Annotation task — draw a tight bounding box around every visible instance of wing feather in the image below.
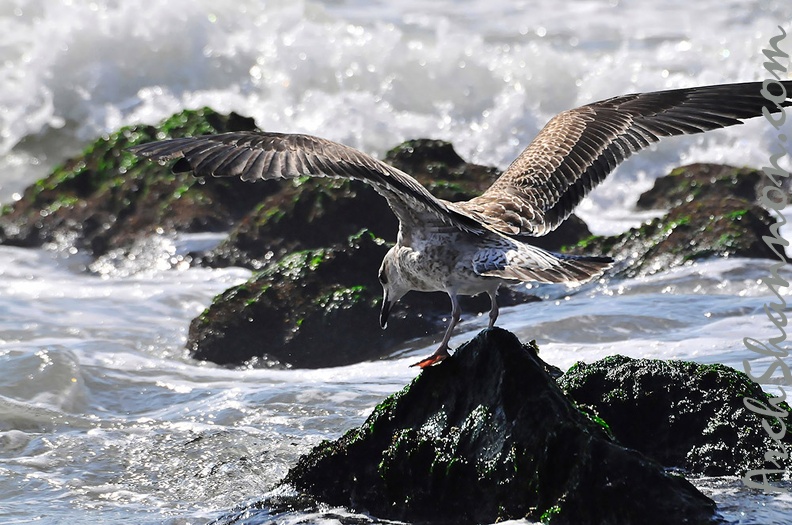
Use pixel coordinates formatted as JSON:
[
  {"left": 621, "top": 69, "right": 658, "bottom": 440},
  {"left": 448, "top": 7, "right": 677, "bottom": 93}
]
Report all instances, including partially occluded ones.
[
  {"left": 129, "top": 131, "right": 483, "bottom": 234},
  {"left": 460, "top": 81, "right": 792, "bottom": 236}
]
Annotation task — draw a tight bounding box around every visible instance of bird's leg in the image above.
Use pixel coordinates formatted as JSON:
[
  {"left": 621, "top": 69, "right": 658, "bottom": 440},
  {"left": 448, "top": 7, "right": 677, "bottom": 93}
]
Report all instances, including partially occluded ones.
[
  {"left": 411, "top": 292, "right": 460, "bottom": 368},
  {"left": 487, "top": 289, "right": 499, "bottom": 329}
]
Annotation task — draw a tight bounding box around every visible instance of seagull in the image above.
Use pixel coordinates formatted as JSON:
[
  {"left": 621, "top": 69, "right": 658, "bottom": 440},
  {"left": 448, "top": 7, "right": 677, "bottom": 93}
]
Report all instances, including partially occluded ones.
[{"left": 130, "top": 81, "right": 792, "bottom": 368}]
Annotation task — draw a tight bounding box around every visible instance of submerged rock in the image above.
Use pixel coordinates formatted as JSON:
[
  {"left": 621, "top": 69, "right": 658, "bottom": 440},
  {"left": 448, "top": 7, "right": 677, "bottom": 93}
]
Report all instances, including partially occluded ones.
[
  {"left": 283, "top": 329, "right": 720, "bottom": 525},
  {"left": 559, "top": 355, "right": 792, "bottom": 476},
  {"left": 565, "top": 163, "right": 783, "bottom": 276}
]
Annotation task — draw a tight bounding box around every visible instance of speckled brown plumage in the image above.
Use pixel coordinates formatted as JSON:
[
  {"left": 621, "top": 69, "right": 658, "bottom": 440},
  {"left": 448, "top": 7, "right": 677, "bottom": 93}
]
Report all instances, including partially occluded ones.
[{"left": 461, "top": 82, "right": 792, "bottom": 236}]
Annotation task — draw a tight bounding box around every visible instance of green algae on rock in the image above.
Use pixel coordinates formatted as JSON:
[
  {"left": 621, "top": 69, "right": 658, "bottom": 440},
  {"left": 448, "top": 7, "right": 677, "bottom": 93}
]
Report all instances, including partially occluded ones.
[
  {"left": 564, "top": 163, "right": 783, "bottom": 277},
  {"left": 635, "top": 163, "right": 773, "bottom": 211},
  {"left": 203, "top": 177, "right": 399, "bottom": 270},
  {"left": 282, "top": 328, "right": 721, "bottom": 525},
  {"left": 0, "top": 108, "right": 272, "bottom": 257},
  {"left": 187, "top": 230, "right": 442, "bottom": 368},
  {"left": 559, "top": 355, "right": 792, "bottom": 477}
]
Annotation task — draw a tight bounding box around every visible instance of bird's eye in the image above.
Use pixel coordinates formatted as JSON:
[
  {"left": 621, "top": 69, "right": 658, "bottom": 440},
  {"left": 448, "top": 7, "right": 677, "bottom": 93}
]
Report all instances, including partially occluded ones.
[{"left": 378, "top": 269, "right": 388, "bottom": 285}]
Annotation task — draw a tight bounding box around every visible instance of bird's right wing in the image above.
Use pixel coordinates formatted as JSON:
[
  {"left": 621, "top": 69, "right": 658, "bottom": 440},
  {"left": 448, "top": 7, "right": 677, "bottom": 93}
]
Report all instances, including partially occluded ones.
[{"left": 129, "top": 131, "right": 485, "bottom": 234}]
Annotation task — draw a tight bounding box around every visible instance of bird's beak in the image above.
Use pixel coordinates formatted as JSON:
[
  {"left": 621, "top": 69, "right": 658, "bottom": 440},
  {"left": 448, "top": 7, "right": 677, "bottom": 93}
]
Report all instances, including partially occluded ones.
[{"left": 380, "top": 292, "right": 391, "bottom": 329}]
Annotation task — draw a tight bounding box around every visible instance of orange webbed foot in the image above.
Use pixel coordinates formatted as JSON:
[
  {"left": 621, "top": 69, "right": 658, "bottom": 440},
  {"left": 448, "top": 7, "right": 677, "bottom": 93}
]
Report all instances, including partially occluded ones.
[{"left": 410, "top": 352, "right": 449, "bottom": 369}]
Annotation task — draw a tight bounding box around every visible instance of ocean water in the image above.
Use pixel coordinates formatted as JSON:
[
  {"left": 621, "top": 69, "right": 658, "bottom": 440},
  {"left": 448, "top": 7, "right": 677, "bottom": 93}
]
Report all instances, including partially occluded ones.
[{"left": 1, "top": 0, "right": 792, "bottom": 523}]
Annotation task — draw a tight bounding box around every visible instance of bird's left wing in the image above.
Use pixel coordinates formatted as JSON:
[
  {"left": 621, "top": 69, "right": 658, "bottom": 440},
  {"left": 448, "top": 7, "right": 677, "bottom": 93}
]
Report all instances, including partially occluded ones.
[
  {"left": 129, "top": 131, "right": 484, "bottom": 233},
  {"left": 459, "top": 81, "right": 792, "bottom": 237}
]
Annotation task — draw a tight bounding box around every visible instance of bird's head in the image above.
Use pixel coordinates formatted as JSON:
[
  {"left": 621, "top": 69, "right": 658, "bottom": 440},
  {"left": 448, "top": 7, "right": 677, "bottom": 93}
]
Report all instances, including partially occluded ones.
[{"left": 378, "top": 248, "right": 409, "bottom": 329}]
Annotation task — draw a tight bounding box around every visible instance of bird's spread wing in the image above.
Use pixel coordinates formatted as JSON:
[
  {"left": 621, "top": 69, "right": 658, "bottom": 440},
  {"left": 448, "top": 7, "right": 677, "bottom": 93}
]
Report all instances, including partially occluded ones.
[
  {"left": 129, "top": 131, "right": 484, "bottom": 234},
  {"left": 459, "top": 81, "right": 792, "bottom": 237}
]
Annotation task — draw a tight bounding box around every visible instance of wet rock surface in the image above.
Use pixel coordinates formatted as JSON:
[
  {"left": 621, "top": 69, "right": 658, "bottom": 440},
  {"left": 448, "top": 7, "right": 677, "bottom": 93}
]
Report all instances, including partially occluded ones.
[
  {"left": 188, "top": 230, "right": 435, "bottom": 368},
  {"left": 634, "top": 163, "right": 775, "bottom": 211},
  {"left": 559, "top": 355, "right": 792, "bottom": 476},
  {"left": 565, "top": 163, "right": 783, "bottom": 277},
  {"left": 201, "top": 177, "right": 398, "bottom": 270},
  {"left": 0, "top": 109, "right": 272, "bottom": 257},
  {"left": 282, "top": 328, "right": 721, "bottom": 525}
]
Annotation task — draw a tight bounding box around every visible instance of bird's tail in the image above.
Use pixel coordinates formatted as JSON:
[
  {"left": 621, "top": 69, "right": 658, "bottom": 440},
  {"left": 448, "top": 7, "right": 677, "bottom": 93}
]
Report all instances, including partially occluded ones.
[
  {"left": 475, "top": 244, "right": 613, "bottom": 284},
  {"left": 537, "top": 252, "right": 614, "bottom": 283}
]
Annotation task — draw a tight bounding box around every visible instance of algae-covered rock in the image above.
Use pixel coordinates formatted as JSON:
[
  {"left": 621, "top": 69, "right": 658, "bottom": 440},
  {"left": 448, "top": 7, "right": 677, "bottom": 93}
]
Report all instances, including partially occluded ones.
[
  {"left": 202, "top": 177, "right": 398, "bottom": 270},
  {"left": 384, "top": 138, "right": 499, "bottom": 199},
  {"left": 565, "top": 163, "right": 785, "bottom": 276},
  {"left": 188, "top": 230, "right": 417, "bottom": 367},
  {"left": 559, "top": 355, "right": 792, "bottom": 476},
  {"left": 0, "top": 109, "right": 273, "bottom": 257},
  {"left": 635, "top": 163, "right": 773, "bottom": 211},
  {"left": 282, "top": 329, "right": 720, "bottom": 525},
  {"left": 567, "top": 188, "right": 781, "bottom": 277}
]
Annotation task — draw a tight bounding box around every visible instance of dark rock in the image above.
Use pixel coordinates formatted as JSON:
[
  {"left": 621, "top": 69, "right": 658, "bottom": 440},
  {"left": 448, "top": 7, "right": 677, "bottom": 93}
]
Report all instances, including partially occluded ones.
[
  {"left": 202, "top": 178, "right": 398, "bottom": 270},
  {"left": 567, "top": 194, "right": 781, "bottom": 277},
  {"left": 283, "top": 328, "right": 721, "bottom": 525},
  {"left": 188, "top": 230, "right": 436, "bottom": 367},
  {"left": 0, "top": 108, "right": 275, "bottom": 257},
  {"left": 564, "top": 162, "right": 787, "bottom": 276},
  {"left": 635, "top": 163, "right": 773, "bottom": 211},
  {"left": 384, "top": 138, "right": 500, "bottom": 201},
  {"left": 559, "top": 355, "right": 792, "bottom": 477},
  {"left": 535, "top": 213, "right": 591, "bottom": 252}
]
